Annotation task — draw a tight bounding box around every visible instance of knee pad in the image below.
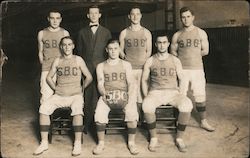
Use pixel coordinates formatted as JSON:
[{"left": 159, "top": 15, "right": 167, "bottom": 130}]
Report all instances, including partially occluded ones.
[
  {"left": 177, "top": 123, "right": 186, "bottom": 131},
  {"left": 73, "top": 125, "right": 83, "bottom": 132},
  {"left": 178, "top": 97, "right": 193, "bottom": 112},
  {"left": 127, "top": 128, "right": 137, "bottom": 134},
  {"left": 147, "top": 122, "right": 156, "bottom": 130},
  {"left": 96, "top": 123, "right": 106, "bottom": 132},
  {"left": 40, "top": 125, "right": 50, "bottom": 132},
  {"left": 196, "top": 102, "right": 206, "bottom": 112}
]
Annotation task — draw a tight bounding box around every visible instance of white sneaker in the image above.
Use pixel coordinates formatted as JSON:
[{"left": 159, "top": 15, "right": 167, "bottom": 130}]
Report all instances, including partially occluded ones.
[
  {"left": 148, "top": 138, "right": 160, "bottom": 152},
  {"left": 201, "top": 119, "right": 215, "bottom": 132},
  {"left": 72, "top": 141, "right": 81, "bottom": 156},
  {"left": 128, "top": 143, "right": 139, "bottom": 155},
  {"left": 33, "top": 141, "right": 48, "bottom": 156},
  {"left": 93, "top": 143, "right": 105, "bottom": 155},
  {"left": 175, "top": 138, "right": 187, "bottom": 152}
]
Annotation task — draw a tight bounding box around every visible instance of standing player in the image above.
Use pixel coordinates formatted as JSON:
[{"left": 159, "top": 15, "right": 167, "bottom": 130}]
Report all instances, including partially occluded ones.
[
  {"left": 33, "top": 36, "right": 93, "bottom": 156},
  {"left": 77, "top": 5, "right": 112, "bottom": 133},
  {"left": 142, "top": 34, "right": 193, "bottom": 152},
  {"left": 171, "top": 7, "right": 215, "bottom": 132},
  {"left": 119, "top": 6, "right": 152, "bottom": 119},
  {"left": 92, "top": 39, "right": 139, "bottom": 155},
  {"left": 38, "top": 10, "right": 69, "bottom": 104}
]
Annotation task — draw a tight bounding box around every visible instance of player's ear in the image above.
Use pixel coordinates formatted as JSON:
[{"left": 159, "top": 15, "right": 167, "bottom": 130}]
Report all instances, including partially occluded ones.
[
  {"left": 128, "top": 14, "right": 131, "bottom": 20},
  {"left": 98, "top": 13, "right": 102, "bottom": 18},
  {"left": 105, "top": 47, "right": 108, "bottom": 53},
  {"left": 155, "top": 41, "right": 158, "bottom": 48},
  {"left": 87, "top": 14, "right": 90, "bottom": 19}
]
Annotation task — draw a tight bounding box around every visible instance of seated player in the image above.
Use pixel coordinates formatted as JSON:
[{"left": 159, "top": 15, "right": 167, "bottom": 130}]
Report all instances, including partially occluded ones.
[
  {"left": 142, "top": 34, "right": 193, "bottom": 152},
  {"left": 93, "top": 39, "right": 139, "bottom": 155},
  {"left": 33, "top": 36, "right": 93, "bottom": 156}
]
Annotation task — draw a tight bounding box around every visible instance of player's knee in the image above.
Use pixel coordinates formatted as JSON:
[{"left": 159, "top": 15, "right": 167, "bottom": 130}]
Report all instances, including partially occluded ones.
[
  {"left": 194, "top": 95, "right": 206, "bottom": 102},
  {"left": 178, "top": 97, "right": 193, "bottom": 112},
  {"left": 142, "top": 103, "right": 155, "bottom": 114}
]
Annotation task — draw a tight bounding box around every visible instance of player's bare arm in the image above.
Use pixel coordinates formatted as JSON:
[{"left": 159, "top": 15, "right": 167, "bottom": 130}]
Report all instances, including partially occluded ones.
[
  {"left": 119, "top": 29, "right": 126, "bottom": 59},
  {"left": 173, "top": 57, "right": 185, "bottom": 93},
  {"left": 37, "top": 30, "right": 44, "bottom": 64},
  {"left": 96, "top": 63, "right": 107, "bottom": 101},
  {"left": 170, "top": 32, "right": 180, "bottom": 56},
  {"left": 198, "top": 28, "right": 209, "bottom": 56},
  {"left": 141, "top": 57, "right": 152, "bottom": 97},
  {"left": 123, "top": 61, "right": 135, "bottom": 104},
  {"left": 46, "top": 57, "right": 59, "bottom": 91},
  {"left": 145, "top": 29, "right": 152, "bottom": 58},
  {"left": 77, "top": 56, "right": 93, "bottom": 89}
]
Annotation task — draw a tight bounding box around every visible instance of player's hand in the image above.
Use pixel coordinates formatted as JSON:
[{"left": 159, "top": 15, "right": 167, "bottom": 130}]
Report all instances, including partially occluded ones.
[{"left": 102, "top": 94, "right": 108, "bottom": 104}]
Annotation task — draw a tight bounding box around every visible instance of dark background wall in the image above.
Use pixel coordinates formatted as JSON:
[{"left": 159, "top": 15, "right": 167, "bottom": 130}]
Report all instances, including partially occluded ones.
[{"left": 1, "top": 1, "right": 249, "bottom": 87}]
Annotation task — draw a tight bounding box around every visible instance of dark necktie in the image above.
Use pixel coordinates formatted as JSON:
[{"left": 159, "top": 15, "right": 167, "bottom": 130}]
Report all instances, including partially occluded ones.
[{"left": 90, "top": 24, "right": 98, "bottom": 28}]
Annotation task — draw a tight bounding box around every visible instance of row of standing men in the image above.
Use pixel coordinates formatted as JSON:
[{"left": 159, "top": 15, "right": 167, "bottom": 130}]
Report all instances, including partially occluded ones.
[{"left": 34, "top": 5, "right": 215, "bottom": 156}]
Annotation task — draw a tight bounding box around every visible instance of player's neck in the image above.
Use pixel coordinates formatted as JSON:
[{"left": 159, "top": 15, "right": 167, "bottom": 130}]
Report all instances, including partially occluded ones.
[
  {"left": 129, "top": 23, "right": 142, "bottom": 31},
  {"left": 63, "top": 54, "right": 73, "bottom": 59},
  {"left": 107, "top": 58, "right": 120, "bottom": 65},
  {"left": 48, "top": 26, "right": 61, "bottom": 32},
  {"left": 183, "top": 25, "right": 195, "bottom": 31},
  {"left": 156, "top": 52, "right": 169, "bottom": 60}
]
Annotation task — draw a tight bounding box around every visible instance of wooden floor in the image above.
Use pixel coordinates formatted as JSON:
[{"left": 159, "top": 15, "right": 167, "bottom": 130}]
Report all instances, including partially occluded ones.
[{"left": 1, "top": 68, "right": 249, "bottom": 158}]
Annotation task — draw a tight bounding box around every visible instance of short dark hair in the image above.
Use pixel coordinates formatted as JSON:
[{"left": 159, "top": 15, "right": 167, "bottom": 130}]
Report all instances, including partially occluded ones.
[
  {"left": 59, "top": 36, "right": 75, "bottom": 47},
  {"left": 48, "top": 9, "right": 61, "bottom": 17},
  {"left": 106, "top": 38, "right": 119, "bottom": 47},
  {"left": 155, "top": 33, "right": 169, "bottom": 41},
  {"left": 180, "top": 7, "right": 194, "bottom": 16},
  {"left": 89, "top": 5, "right": 101, "bottom": 13},
  {"left": 129, "top": 5, "right": 141, "bottom": 14}
]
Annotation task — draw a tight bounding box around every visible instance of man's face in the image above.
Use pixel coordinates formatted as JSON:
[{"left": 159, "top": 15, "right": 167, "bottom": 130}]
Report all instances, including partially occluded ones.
[
  {"left": 61, "top": 39, "right": 74, "bottom": 56},
  {"left": 106, "top": 42, "right": 120, "bottom": 60},
  {"left": 87, "top": 8, "right": 101, "bottom": 23},
  {"left": 156, "top": 36, "right": 169, "bottom": 53},
  {"left": 128, "top": 8, "right": 142, "bottom": 25},
  {"left": 48, "top": 12, "right": 62, "bottom": 29},
  {"left": 181, "top": 10, "right": 194, "bottom": 27}
]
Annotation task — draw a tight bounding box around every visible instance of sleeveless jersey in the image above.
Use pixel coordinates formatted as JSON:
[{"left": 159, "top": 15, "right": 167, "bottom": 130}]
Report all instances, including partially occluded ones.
[
  {"left": 124, "top": 27, "right": 147, "bottom": 69},
  {"left": 55, "top": 55, "right": 82, "bottom": 96},
  {"left": 103, "top": 60, "right": 128, "bottom": 92},
  {"left": 42, "top": 28, "right": 65, "bottom": 71},
  {"left": 177, "top": 27, "right": 203, "bottom": 69},
  {"left": 150, "top": 54, "right": 178, "bottom": 90}
]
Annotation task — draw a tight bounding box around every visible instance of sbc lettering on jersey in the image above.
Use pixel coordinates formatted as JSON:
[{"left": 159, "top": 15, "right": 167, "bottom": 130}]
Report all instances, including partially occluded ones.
[
  {"left": 151, "top": 67, "right": 175, "bottom": 77},
  {"left": 104, "top": 72, "right": 126, "bottom": 82},
  {"left": 125, "top": 39, "right": 146, "bottom": 47},
  {"left": 57, "top": 66, "right": 78, "bottom": 76},
  {"left": 44, "top": 39, "right": 59, "bottom": 48},
  {"left": 178, "top": 39, "right": 200, "bottom": 48}
]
